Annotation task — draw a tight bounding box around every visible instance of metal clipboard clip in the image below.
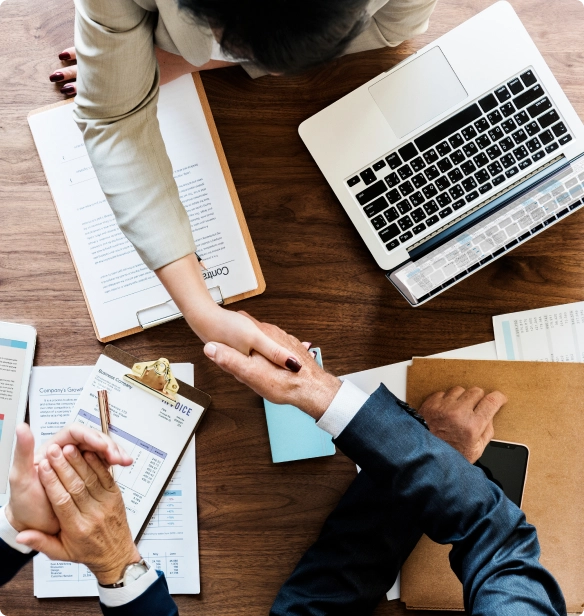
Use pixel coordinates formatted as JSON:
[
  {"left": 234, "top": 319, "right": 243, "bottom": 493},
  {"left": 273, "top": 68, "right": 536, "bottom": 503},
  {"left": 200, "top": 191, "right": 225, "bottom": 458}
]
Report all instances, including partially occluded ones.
[
  {"left": 123, "top": 358, "right": 180, "bottom": 403},
  {"left": 136, "top": 286, "right": 224, "bottom": 330}
]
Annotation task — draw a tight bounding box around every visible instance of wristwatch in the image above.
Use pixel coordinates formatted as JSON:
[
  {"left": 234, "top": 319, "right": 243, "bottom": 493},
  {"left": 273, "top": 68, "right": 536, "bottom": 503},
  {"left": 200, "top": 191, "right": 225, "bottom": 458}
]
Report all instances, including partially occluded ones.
[{"left": 101, "top": 558, "right": 150, "bottom": 589}]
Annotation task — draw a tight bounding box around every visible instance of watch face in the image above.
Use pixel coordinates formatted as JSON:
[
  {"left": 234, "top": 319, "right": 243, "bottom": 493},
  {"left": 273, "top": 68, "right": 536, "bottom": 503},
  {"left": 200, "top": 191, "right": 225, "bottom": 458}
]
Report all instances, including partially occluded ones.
[{"left": 123, "top": 561, "right": 149, "bottom": 585}]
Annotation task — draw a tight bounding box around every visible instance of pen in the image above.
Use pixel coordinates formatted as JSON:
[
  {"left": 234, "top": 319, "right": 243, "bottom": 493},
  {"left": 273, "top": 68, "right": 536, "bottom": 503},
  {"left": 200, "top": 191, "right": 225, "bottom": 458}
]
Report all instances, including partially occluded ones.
[
  {"left": 195, "top": 252, "right": 207, "bottom": 271},
  {"left": 97, "top": 390, "right": 114, "bottom": 477}
]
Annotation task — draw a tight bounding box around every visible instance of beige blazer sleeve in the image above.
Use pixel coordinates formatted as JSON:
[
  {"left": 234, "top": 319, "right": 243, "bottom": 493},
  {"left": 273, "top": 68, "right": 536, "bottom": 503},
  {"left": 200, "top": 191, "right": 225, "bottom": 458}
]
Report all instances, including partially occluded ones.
[{"left": 73, "top": 0, "right": 196, "bottom": 271}]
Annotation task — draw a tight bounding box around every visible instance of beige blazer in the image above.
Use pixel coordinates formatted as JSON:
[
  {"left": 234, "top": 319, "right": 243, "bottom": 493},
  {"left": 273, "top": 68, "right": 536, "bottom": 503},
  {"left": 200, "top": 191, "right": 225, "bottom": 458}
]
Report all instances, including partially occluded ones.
[{"left": 73, "top": 0, "right": 438, "bottom": 270}]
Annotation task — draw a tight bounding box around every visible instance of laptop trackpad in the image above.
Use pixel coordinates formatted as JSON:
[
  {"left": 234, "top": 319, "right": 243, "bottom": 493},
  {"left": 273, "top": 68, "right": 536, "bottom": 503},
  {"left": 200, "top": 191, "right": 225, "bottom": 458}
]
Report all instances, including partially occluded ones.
[{"left": 369, "top": 47, "right": 467, "bottom": 139}]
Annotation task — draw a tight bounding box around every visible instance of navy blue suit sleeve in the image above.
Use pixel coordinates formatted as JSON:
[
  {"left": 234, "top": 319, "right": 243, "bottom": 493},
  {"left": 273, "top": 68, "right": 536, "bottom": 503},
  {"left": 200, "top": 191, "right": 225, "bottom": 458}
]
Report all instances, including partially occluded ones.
[
  {"left": 100, "top": 571, "right": 178, "bottom": 616},
  {"left": 333, "top": 384, "right": 566, "bottom": 616},
  {"left": 0, "top": 538, "right": 35, "bottom": 586}
]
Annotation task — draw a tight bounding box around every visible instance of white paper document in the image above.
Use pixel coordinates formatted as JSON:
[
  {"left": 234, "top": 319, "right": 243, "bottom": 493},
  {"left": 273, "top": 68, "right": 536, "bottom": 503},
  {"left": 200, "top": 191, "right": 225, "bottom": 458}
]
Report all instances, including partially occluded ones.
[
  {"left": 341, "top": 340, "right": 497, "bottom": 601},
  {"left": 28, "top": 75, "right": 257, "bottom": 340},
  {"left": 493, "top": 301, "right": 584, "bottom": 361},
  {"left": 29, "top": 362, "right": 200, "bottom": 598}
]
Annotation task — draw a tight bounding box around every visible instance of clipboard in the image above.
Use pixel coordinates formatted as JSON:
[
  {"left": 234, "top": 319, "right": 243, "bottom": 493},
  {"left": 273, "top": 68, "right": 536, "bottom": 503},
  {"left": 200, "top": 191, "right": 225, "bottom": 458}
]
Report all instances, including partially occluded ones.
[
  {"left": 28, "top": 73, "right": 266, "bottom": 343},
  {"left": 102, "top": 345, "right": 211, "bottom": 541}
]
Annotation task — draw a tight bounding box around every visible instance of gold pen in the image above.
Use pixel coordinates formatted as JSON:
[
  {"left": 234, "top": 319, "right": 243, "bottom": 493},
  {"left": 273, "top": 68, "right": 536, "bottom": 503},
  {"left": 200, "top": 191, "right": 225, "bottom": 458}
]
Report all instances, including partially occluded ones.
[{"left": 97, "top": 390, "right": 114, "bottom": 476}]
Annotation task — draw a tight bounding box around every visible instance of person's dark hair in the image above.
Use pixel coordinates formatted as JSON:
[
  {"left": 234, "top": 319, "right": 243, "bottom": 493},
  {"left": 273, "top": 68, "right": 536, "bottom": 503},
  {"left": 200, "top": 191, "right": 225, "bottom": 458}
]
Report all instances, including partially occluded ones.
[{"left": 177, "top": 0, "right": 370, "bottom": 74}]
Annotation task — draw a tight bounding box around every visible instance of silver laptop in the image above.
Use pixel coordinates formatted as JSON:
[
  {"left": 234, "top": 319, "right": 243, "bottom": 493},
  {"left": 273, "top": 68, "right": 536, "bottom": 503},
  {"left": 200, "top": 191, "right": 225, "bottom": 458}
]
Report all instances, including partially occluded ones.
[{"left": 299, "top": 1, "right": 584, "bottom": 306}]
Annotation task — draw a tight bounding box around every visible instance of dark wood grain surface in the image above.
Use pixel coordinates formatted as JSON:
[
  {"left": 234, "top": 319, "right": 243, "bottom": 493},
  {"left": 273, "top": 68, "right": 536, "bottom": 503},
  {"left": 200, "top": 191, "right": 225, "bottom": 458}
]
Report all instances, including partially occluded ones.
[{"left": 1, "top": 0, "right": 583, "bottom": 613}]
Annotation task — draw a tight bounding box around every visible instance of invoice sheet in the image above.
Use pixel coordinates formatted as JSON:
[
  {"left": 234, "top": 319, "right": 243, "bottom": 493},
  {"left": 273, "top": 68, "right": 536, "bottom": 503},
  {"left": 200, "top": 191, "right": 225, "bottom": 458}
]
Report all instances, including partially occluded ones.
[
  {"left": 341, "top": 340, "right": 497, "bottom": 601},
  {"left": 28, "top": 74, "right": 257, "bottom": 340},
  {"left": 493, "top": 301, "right": 584, "bottom": 361},
  {"left": 29, "top": 363, "right": 200, "bottom": 597}
]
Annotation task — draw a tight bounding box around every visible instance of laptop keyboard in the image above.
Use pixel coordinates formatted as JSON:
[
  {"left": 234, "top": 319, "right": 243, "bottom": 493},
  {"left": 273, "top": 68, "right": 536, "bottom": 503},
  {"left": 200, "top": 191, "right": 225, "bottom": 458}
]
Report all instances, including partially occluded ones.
[{"left": 346, "top": 68, "right": 574, "bottom": 252}]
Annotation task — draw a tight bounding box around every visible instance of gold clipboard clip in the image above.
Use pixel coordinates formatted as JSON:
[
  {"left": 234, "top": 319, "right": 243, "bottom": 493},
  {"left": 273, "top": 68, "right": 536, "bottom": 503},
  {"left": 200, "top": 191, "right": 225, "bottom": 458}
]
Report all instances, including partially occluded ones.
[{"left": 124, "top": 358, "right": 179, "bottom": 403}]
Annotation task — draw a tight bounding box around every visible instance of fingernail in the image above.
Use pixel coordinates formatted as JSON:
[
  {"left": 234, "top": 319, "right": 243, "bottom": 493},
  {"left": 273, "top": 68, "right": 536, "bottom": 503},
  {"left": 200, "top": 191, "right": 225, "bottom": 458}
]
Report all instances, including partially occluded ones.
[
  {"left": 68, "top": 447, "right": 78, "bottom": 458},
  {"left": 285, "top": 357, "right": 302, "bottom": 373},
  {"left": 60, "top": 85, "right": 75, "bottom": 95},
  {"left": 204, "top": 343, "right": 217, "bottom": 359},
  {"left": 59, "top": 51, "right": 71, "bottom": 61},
  {"left": 49, "top": 445, "right": 61, "bottom": 458},
  {"left": 49, "top": 72, "right": 64, "bottom": 83}
]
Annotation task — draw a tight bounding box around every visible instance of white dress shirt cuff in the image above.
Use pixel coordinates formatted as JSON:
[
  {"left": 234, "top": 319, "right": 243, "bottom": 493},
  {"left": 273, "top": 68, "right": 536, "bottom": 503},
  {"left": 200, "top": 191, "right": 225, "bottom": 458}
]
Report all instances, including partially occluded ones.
[
  {"left": 98, "top": 563, "right": 159, "bottom": 607},
  {"left": 316, "top": 380, "right": 370, "bottom": 439},
  {"left": 0, "top": 507, "right": 32, "bottom": 554}
]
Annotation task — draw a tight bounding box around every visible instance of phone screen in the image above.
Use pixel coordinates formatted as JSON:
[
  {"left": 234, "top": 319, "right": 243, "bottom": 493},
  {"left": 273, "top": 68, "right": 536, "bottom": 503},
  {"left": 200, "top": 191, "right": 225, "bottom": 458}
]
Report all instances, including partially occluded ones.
[{"left": 475, "top": 441, "right": 529, "bottom": 507}]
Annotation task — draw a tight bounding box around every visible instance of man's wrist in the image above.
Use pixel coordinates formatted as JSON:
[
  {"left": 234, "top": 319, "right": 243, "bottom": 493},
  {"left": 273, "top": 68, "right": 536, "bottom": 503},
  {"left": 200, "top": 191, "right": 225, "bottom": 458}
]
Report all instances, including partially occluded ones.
[
  {"left": 4, "top": 503, "right": 26, "bottom": 533},
  {"left": 93, "top": 545, "right": 142, "bottom": 586},
  {"left": 299, "top": 373, "right": 342, "bottom": 421}
]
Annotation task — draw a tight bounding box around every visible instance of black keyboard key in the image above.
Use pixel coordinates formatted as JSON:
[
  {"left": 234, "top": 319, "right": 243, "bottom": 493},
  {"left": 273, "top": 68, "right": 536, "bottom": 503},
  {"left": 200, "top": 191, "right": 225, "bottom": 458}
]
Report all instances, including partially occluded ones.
[
  {"left": 423, "top": 149, "right": 439, "bottom": 164},
  {"left": 518, "top": 231, "right": 530, "bottom": 241},
  {"left": 386, "top": 239, "right": 400, "bottom": 250},
  {"left": 495, "top": 86, "right": 511, "bottom": 102},
  {"left": 364, "top": 196, "right": 389, "bottom": 217},
  {"left": 501, "top": 119, "right": 517, "bottom": 134},
  {"left": 450, "top": 149, "right": 465, "bottom": 165},
  {"left": 527, "top": 97, "right": 552, "bottom": 118},
  {"left": 488, "top": 161, "right": 503, "bottom": 175},
  {"left": 514, "top": 84, "right": 544, "bottom": 109},
  {"left": 514, "top": 110, "right": 530, "bottom": 126},
  {"left": 545, "top": 142, "right": 559, "bottom": 154},
  {"left": 386, "top": 153, "right": 402, "bottom": 169},
  {"left": 423, "top": 200, "right": 439, "bottom": 215},
  {"left": 500, "top": 102, "right": 515, "bottom": 117},
  {"left": 466, "top": 190, "right": 480, "bottom": 203},
  {"left": 360, "top": 168, "right": 376, "bottom": 185},
  {"left": 508, "top": 77, "right": 524, "bottom": 95},
  {"left": 436, "top": 193, "right": 452, "bottom": 208},
  {"left": 501, "top": 154, "right": 516, "bottom": 168},
  {"left": 414, "top": 104, "right": 482, "bottom": 151},
  {"left": 373, "top": 160, "right": 386, "bottom": 171},
  {"left": 512, "top": 129, "right": 528, "bottom": 144},
  {"left": 385, "top": 172, "right": 400, "bottom": 188},
  {"left": 533, "top": 150, "right": 545, "bottom": 161},
  {"left": 506, "top": 166, "right": 519, "bottom": 178},
  {"left": 439, "top": 206, "right": 453, "bottom": 218},
  {"left": 399, "top": 231, "right": 413, "bottom": 242},
  {"left": 356, "top": 180, "right": 387, "bottom": 205},
  {"left": 448, "top": 168, "right": 463, "bottom": 183},
  {"left": 552, "top": 122, "right": 567, "bottom": 137},
  {"left": 426, "top": 214, "right": 440, "bottom": 226},
  {"left": 379, "top": 223, "right": 400, "bottom": 243},
  {"left": 410, "top": 191, "right": 425, "bottom": 207},
  {"left": 436, "top": 176, "right": 451, "bottom": 191},
  {"left": 463, "top": 143, "right": 479, "bottom": 157},
  {"left": 500, "top": 137, "right": 514, "bottom": 152},
  {"left": 398, "top": 215, "right": 414, "bottom": 231},
  {"left": 411, "top": 156, "right": 426, "bottom": 172},
  {"left": 479, "top": 182, "right": 493, "bottom": 194},
  {"left": 519, "top": 159, "right": 532, "bottom": 170},
  {"left": 398, "top": 164, "right": 413, "bottom": 180},
  {"left": 347, "top": 175, "right": 360, "bottom": 187},
  {"left": 436, "top": 141, "right": 452, "bottom": 157},
  {"left": 539, "top": 110, "right": 560, "bottom": 129},
  {"left": 412, "top": 222, "right": 426, "bottom": 235},
  {"left": 488, "top": 126, "right": 504, "bottom": 141},
  {"left": 477, "top": 134, "right": 491, "bottom": 149},
  {"left": 513, "top": 145, "right": 529, "bottom": 160},
  {"left": 371, "top": 214, "right": 387, "bottom": 230},
  {"left": 449, "top": 184, "right": 464, "bottom": 199},
  {"left": 399, "top": 181, "right": 414, "bottom": 196},
  {"left": 453, "top": 199, "right": 466, "bottom": 210},
  {"left": 461, "top": 126, "right": 478, "bottom": 141},
  {"left": 462, "top": 177, "right": 478, "bottom": 192},
  {"left": 526, "top": 137, "right": 542, "bottom": 153},
  {"left": 473, "top": 152, "right": 489, "bottom": 168},
  {"left": 437, "top": 158, "right": 453, "bottom": 173},
  {"left": 539, "top": 129, "right": 554, "bottom": 145},
  {"left": 520, "top": 69, "right": 537, "bottom": 87},
  {"left": 425, "top": 165, "right": 440, "bottom": 181},
  {"left": 449, "top": 133, "right": 464, "bottom": 148},
  {"left": 475, "top": 169, "right": 490, "bottom": 184},
  {"left": 397, "top": 199, "right": 412, "bottom": 215},
  {"left": 486, "top": 145, "right": 502, "bottom": 160},
  {"left": 411, "top": 173, "right": 427, "bottom": 188},
  {"left": 385, "top": 206, "right": 399, "bottom": 223},
  {"left": 386, "top": 188, "right": 401, "bottom": 204},
  {"left": 422, "top": 184, "right": 438, "bottom": 199},
  {"left": 487, "top": 110, "right": 503, "bottom": 125},
  {"left": 492, "top": 173, "right": 505, "bottom": 186},
  {"left": 559, "top": 134, "right": 573, "bottom": 146},
  {"left": 479, "top": 94, "right": 498, "bottom": 112},
  {"left": 524, "top": 121, "right": 540, "bottom": 137},
  {"left": 461, "top": 160, "right": 477, "bottom": 176},
  {"left": 398, "top": 142, "right": 418, "bottom": 162},
  {"left": 474, "top": 118, "right": 490, "bottom": 133},
  {"left": 411, "top": 207, "right": 426, "bottom": 223}
]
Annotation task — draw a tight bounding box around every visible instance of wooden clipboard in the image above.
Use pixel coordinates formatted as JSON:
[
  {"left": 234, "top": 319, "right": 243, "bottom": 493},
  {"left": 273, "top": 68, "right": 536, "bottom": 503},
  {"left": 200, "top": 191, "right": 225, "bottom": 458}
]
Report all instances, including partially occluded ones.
[
  {"left": 102, "top": 344, "right": 211, "bottom": 541},
  {"left": 28, "top": 73, "right": 265, "bottom": 343}
]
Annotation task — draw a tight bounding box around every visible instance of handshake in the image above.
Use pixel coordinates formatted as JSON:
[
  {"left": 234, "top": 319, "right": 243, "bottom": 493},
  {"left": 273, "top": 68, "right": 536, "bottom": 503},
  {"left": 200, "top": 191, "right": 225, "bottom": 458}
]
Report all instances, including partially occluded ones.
[{"left": 4, "top": 423, "right": 140, "bottom": 586}]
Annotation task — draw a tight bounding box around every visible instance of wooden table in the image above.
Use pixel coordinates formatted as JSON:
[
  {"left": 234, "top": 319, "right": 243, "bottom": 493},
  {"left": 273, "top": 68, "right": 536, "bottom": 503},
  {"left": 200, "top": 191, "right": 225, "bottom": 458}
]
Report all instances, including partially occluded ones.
[{"left": 1, "top": 0, "right": 583, "bottom": 613}]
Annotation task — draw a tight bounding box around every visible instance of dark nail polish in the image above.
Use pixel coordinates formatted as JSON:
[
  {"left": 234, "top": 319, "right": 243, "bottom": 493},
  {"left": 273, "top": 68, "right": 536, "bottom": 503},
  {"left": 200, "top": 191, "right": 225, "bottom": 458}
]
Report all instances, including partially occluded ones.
[
  {"left": 285, "top": 357, "right": 302, "bottom": 373},
  {"left": 60, "top": 85, "right": 75, "bottom": 95},
  {"left": 59, "top": 52, "right": 72, "bottom": 61},
  {"left": 50, "top": 72, "right": 64, "bottom": 83}
]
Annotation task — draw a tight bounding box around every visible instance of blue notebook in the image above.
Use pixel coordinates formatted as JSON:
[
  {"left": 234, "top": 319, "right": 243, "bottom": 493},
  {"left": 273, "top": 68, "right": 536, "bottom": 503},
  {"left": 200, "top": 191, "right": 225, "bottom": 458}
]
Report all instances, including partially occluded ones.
[{"left": 263, "top": 348, "right": 336, "bottom": 463}]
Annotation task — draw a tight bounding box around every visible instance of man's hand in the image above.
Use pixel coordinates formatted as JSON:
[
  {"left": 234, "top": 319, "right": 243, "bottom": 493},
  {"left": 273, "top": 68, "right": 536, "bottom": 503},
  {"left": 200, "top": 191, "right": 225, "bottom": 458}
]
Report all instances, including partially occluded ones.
[
  {"left": 204, "top": 313, "right": 341, "bottom": 420},
  {"left": 17, "top": 445, "right": 140, "bottom": 586},
  {"left": 417, "top": 387, "right": 508, "bottom": 463}
]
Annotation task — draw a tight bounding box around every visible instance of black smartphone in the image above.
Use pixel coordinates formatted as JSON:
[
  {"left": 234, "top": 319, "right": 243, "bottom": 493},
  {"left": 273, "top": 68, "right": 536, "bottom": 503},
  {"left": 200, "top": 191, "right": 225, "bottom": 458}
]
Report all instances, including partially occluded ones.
[{"left": 475, "top": 440, "right": 529, "bottom": 507}]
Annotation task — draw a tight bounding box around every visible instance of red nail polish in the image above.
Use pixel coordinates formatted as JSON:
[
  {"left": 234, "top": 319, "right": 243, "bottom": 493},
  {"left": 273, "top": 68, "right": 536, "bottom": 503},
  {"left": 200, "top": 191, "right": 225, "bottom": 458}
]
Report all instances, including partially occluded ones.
[
  {"left": 285, "top": 357, "right": 302, "bottom": 373},
  {"left": 50, "top": 72, "right": 64, "bottom": 83},
  {"left": 59, "top": 52, "right": 71, "bottom": 61},
  {"left": 60, "top": 85, "right": 75, "bottom": 95}
]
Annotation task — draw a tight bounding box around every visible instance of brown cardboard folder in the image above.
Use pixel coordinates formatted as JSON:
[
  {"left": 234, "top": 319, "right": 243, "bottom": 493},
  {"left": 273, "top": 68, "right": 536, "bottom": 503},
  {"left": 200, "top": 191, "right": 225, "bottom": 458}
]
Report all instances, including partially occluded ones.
[{"left": 401, "top": 358, "right": 584, "bottom": 613}]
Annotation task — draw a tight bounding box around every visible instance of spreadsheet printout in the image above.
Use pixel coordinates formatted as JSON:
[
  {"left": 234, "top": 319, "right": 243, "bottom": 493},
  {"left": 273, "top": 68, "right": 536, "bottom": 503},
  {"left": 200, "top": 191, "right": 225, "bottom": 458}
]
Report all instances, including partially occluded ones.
[
  {"left": 29, "top": 364, "right": 200, "bottom": 597},
  {"left": 493, "top": 301, "right": 584, "bottom": 361}
]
